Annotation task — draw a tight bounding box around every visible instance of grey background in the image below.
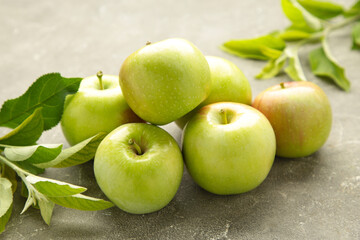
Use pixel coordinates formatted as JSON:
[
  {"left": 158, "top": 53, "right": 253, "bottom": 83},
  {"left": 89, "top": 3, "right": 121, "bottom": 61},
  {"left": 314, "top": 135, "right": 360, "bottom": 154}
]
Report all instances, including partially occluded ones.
[{"left": 1, "top": 0, "right": 359, "bottom": 239}]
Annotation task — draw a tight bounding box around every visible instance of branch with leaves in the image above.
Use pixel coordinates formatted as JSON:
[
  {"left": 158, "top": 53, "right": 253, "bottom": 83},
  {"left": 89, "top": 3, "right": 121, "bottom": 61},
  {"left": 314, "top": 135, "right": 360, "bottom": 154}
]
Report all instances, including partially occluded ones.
[
  {"left": 222, "top": 0, "right": 360, "bottom": 91},
  {"left": 0, "top": 73, "right": 113, "bottom": 234}
]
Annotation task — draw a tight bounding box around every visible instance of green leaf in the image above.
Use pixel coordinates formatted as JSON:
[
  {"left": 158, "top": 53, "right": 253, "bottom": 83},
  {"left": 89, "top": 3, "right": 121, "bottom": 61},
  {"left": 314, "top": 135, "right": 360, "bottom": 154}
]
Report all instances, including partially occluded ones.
[
  {"left": 352, "top": 22, "right": 360, "bottom": 50},
  {"left": 281, "top": 0, "right": 323, "bottom": 31},
  {"left": 309, "top": 40, "right": 350, "bottom": 91},
  {"left": 298, "top": 0, "right": 344, "bottom": 20},
  {"left": 49, "top": 194, "right": 114, "bottom": 211},
  {"left": 221, "top": 35, "right": 286, "bottom": 60},
  {"left": 21, "top": 191, "right": 35, "bottom": 214},
  {"left": 1, "top": 165, "right": 17, "bottom": 193},
  {"left": 0, "top": 204, "right": 12, "bottom": 233},
  {"left": 279, "top": 28, "right": 312, "bottom": 41},
  {"left": 26, "top": 175, "right": 87, "bottom": 197},
  {"left": 0, "top": 73, "right": 82, "bottom": 130},
  {"left": 35, "top": 132, "right": 106, "bottom": 169},
  {"left": 21, "top": 181, "right": 28, "bottom": 198},
  {"left": 284, "top": 47, "right": 307, "bottom": 81},
  {"left": 14, "top": 161, "right": 45, "bottom": 175},
  {"left": 4, "top": 144, "right": 62, "bottom": 163},
  {"left": 38, "top": 198, "right": 55, "bottom": 225},
  {"left": 344, "top": 0, "right": 360, "bottom": 17},
  {"left": 256, "top": 54, "right": 287, "bottom": 79},
  {"left": 260, "top": 46, "right": 284, "bottom": 59},
  {"left": 0, "top": 177, "right": 13, "bottom": 218},
  {"left": 0, "top": 108, "right": 44, "bottom": 146}
]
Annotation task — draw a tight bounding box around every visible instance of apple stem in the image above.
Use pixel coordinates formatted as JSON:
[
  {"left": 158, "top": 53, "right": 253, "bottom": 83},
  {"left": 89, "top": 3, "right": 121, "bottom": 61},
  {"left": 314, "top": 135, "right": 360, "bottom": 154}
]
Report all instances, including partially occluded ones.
[
  {"left": 146, "top": 41, "right": 152, "bottom": 45},
  {"left": 128, "top": 139, "right": 142, "bottom": 155},
  {"left": 220, "top": 109, "right": 227, "bottom": 124},
  {"left": 280, "top": 82, "right": 285, "bottom": 89},
  {"left": 97, "top": 71, "right": 104, "bottom": 90}
]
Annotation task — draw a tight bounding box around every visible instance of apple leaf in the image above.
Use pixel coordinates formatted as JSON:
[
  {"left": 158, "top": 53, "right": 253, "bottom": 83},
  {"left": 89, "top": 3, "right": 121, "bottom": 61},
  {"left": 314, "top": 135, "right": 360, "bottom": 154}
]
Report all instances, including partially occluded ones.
[
  {"left": 26, "top": 175, "right": 87, "bottom": 197},
  {"left": 0, "top": 154, "right": 113, "bottom": 230},
  {"left": 1, "top": 164, "right": 17, "bottom": 194},
  {"left": 0, "top": 73, "right": 82, "bottom": 130},
  {"left": 352, "top": 22, "right": 360, "bottom": 50},
  {"left": 38, "top": 198, "right": 54, "bottom": 226},
  {"left": 297, "top": 0, "right": 344, "bottom": 20},
  {"left": 222, "top": 0, "right": 357, "bottom": 91},
  {"left": 34, "top": 132, "right": 106, "bottom": 169},
  {"left": 4, "top": 144, "right": 63, "bottom": 163},
  {"left": 20, "top": 181, "right": 28, "bottom": 198},
  {"left": 343, "top": 0, "right": 360, "bottom": 17},
  {"left": 278, "top": 28, "right": 312, "bottom": 41},
  {"left": 309, "top": 40, "right": 350, "bottom": 91},
  {"left": 0, "top": 108, "right": 44, "bottom": 146},
  {"left": 21, "top": 191, "right": 36, "bottom": 214},
  {"left": 0, "top": 204, "right": 12, "bottom": 234},
  {"left": 48, "top": 194, "right": 114, "bottom": 211},
  {"left": 15, "top": 161, "right": 45, "bottom": 175},
  {"left": 0, "top": 177, "right": 13, "bottom": 218},
  {"left": 221, "top": 35, "right": 286, "bottom": 60},
  {"left": 256, "top": 54, "right": 287, "bottom": 79},
  {"left": 281, "top": 0, "right": 322, "bottom": 31},
  {"left": 284, "top": 47, "right": 307, "bottom": 81}
]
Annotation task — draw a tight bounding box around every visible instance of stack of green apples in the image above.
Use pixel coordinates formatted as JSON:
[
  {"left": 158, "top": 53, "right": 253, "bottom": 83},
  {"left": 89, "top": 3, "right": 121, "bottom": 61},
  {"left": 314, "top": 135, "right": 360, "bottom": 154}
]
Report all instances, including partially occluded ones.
[{"left": 61, "top": 38, "right": 332, "bottom": 214}]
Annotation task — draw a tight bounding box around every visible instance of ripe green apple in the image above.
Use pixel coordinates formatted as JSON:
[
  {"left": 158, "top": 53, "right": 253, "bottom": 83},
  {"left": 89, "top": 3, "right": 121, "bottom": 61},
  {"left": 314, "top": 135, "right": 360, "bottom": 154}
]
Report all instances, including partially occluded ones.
[
  {"left": 61, "top": 72, "right": 143, "bottom": 146},
  {"left": 94, "top": 123, "right": 184, "bottom": 214},
  {"left": 182, "top": 102, "right": 276, "bottom": 195},
  {"left": 119, "top": 38, "right": 211, "bottom": 125},
  {"left": 252, "top": 82, "right": 332, "bottom": 158},
  {"left": 175, "top": 56, "right": 252, "bottom": 129}
]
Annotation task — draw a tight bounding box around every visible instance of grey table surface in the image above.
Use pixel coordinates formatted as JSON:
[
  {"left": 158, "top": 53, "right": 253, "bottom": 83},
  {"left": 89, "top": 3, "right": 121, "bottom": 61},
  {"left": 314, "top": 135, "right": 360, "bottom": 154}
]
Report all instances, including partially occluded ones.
[{"left": 1, "top": 0, "right": 359, "bottom": 239}]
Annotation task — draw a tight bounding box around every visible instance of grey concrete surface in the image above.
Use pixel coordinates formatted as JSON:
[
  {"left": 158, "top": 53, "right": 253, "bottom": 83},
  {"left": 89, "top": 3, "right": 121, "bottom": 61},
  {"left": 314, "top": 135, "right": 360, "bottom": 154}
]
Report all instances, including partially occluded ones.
[{"left": 0, "top": 0, "right": 359, "bottom": 239}]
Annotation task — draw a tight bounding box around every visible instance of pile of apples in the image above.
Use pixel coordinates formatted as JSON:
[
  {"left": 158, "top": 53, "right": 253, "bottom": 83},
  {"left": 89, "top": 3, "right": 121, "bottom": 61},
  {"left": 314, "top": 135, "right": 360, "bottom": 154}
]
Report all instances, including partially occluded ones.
[{"left": 60, "top": 38, "right": 332, "bottom": 214}]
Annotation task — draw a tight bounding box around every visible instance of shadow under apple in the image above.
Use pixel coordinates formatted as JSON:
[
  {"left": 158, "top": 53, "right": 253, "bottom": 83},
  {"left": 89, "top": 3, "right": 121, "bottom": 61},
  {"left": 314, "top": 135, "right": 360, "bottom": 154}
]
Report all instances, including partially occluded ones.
[{"left": 91, "top": 151, "right": 325, "bottom": 239}]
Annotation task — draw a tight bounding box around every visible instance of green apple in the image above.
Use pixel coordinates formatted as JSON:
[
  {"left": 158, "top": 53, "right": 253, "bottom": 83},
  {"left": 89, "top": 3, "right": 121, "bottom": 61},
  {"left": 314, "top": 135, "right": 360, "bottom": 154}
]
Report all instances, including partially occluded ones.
[
  {"left": 61, "top": 72, "right": 143, "bottom": 146},
  {"left": 252, "top": 81, "right": 332, "bottom": 158},
  {"left": 182, "top": 102, "right": 276, "bottom": 195},
  {"left": 94, "top": 123, "right": 183, "bottom": 214},
  {"left": 119, "top": 38, "right": 211, "bottom": 125},
  {"left": 176, "top": 56, "right": 252, "bottom": 128}
]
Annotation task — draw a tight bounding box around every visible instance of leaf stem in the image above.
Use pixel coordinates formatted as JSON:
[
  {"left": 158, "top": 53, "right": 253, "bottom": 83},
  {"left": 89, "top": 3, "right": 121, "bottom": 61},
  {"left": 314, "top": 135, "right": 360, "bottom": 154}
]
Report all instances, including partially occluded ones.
[
  {"left": 0, "top": 154, "right": 32, "bottom": 177},
  {"left": 128, "top": 139, "right": 142, "bottom": 155},
  {"left": 294, "top": 14, "right": 360, "bottom": 49},
  {"left": 0, "top": 154, "right": 46, "bottom": 213},
  {"left": 329, "top": 14, "right": 360, "bottom": 32},
  {"left": 220, "top": 109, "right": 228, "bottom": 124},
  {"left": 0, "top": 155, "right": 33, "bottom": 204},
  {"left": 97, "top": 71, "right": 104, "bottom": 90}
]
